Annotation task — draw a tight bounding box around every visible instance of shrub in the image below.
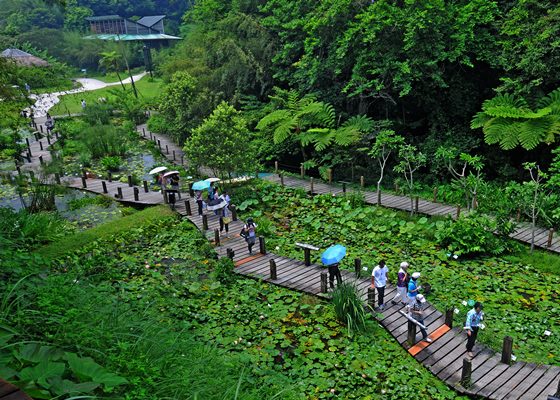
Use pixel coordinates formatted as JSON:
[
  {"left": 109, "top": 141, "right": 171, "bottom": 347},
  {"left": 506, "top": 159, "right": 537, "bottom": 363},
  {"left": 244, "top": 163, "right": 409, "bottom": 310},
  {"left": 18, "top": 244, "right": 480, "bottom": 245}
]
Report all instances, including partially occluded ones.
[
  {"left": 100, "top": 156, "right": 121, "bottom": 171},
  {"left": 147, "top": 114, "right": 168, "bottom": 134},
  {"left": 331, "top": 282, "right": 370, "bottom": 335},
  {"left": 434, "top": 212, "right": 507, "bottom": 257},
  {"left": 212, "top": 257, "right": 236, "bottom": 284}
]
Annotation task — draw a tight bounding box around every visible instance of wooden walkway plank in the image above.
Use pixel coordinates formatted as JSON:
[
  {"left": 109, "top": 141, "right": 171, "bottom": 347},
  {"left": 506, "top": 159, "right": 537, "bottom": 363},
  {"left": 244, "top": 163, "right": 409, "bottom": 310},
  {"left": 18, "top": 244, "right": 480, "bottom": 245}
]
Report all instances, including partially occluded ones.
[{"left": 517, "top": 366, "right": 560, "bottom": 400}]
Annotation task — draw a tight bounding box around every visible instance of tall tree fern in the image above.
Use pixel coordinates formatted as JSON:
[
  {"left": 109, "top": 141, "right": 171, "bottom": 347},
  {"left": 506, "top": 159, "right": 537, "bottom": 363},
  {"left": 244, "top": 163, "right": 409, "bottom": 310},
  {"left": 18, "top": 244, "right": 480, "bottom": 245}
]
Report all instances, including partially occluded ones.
[{"left": 471, "top": 88, "right": 560, "bottom": 150}]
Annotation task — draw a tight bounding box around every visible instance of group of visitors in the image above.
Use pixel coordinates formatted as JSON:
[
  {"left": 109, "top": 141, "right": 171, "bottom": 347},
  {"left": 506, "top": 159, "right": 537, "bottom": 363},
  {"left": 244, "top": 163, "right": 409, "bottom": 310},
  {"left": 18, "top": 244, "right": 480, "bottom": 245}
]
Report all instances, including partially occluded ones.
[
  {"left": 368, "top": 259, "right": 484, "bottom": 354},
  {"left": 194, "top": 184, "right": 234, "bottom": 239}
]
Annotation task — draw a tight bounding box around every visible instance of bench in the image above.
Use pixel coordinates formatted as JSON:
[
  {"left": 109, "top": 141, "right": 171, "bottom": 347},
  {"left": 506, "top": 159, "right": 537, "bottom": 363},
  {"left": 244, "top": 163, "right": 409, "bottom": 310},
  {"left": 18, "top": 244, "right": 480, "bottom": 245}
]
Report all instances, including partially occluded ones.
[{"left": 295, "top": 242, "right": 320, "bottom": 266}]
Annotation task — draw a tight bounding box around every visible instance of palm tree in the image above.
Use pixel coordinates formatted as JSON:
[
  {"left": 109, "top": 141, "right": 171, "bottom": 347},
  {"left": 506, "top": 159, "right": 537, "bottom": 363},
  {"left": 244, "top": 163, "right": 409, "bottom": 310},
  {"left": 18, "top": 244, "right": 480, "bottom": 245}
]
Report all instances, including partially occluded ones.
[
  {"left": 99, "top": 51, "right": 126, "bottom": 91},
  {"left": 471, "top": 88, "right": 560, "bottom": 150}
]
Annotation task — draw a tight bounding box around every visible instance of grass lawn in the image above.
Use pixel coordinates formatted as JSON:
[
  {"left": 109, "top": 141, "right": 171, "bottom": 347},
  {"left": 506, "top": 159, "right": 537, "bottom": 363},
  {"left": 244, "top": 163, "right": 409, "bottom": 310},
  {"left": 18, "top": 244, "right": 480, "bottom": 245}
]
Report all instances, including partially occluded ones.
[{"left": 50, "top": 76, "right": 162, "bottom": 115}]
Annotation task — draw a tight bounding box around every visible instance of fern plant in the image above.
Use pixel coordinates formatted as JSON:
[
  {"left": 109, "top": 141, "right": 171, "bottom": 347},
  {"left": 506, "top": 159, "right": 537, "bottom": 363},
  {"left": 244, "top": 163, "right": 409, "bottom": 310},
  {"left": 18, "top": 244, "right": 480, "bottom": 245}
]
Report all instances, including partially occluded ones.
[{"left": 471, "top": 88, "right": 560, "bottom": 150}]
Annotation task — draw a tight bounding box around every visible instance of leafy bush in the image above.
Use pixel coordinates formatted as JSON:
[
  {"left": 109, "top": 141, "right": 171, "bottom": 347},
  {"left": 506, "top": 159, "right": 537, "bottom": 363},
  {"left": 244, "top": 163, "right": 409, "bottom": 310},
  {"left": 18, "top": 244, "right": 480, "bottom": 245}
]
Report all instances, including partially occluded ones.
[
  {"left": 146, "top": 114, "right": 169, "bottom": 134},
  {"left": 435, "top": 212, "right": 507, "bottom": 256},
  {"left": 212, "top": 257, "right": 236, "bottom": 284},
  {"left": 332, "top": 282, "right": 370, "bottom": 334},
  {"left": 100, "top": 155, "right": 121, "bottom": 171},
  {"left": 67, "top": 195, "right": 112, "bottom": 210},
  {"left": 82, "top": 102, "right": 113, "bottom": 125}
]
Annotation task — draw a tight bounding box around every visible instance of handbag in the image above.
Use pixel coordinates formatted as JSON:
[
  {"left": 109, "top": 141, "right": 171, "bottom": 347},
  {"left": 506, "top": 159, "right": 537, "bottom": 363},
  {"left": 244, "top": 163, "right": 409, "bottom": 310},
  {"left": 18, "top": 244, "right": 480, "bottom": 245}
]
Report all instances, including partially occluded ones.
[{"left": 223, "top": 217, "right": 231, "bottom": 224}]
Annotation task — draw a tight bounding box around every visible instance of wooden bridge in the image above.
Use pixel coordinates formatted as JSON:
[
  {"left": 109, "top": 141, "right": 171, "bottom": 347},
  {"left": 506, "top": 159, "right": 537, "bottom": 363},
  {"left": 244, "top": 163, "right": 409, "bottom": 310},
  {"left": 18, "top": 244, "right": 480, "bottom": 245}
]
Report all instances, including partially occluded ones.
[{"left": 5, "top": 120, "right": 559, "bottom": 400}]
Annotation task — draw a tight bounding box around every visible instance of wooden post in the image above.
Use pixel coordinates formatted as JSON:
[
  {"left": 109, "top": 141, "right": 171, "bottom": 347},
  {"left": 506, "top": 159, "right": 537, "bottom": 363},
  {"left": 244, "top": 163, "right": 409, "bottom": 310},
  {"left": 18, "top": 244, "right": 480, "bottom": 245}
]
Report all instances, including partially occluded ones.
[
  {"left": 547, "top": 228, "right": 554, "bottom": 247},
  {"left": 445, "top": 308, "right": 454, "bottom": 328},
  {"left": 166, "top": 144, "right": 169, "bottom": 154},
  {"left": 189, "top": 183, "right": 194, "bottom": 197},
  {"left": 407, "top": 320, "right": 416, "bottom": 346},
  {"left": 270, "top": 259, "right": 277, "bottom": 280},
  {"left": 133, "top": 187, "right": 139, "bottom": 201},
  {"left": 460, "top": 358, "right": 472, "bottom": 387},
  {"left": 157, "top": 139, "right": 161, "bottom": 150},
  {"left": 360, "top": 175, "right": 364, "bottom": 188},
  {"left": 39, "top": 141, "right": 43, "bottom": 151},
  {"left": 197, "top": 200, "right": 203, "bottom": 216},
  {"left": 230, "top": 205, "right": 238, "bottom": 221},
  {"left": 39, "top": 155, "right": 43, "bottom": 164},
  {"left": 415, "top": 196, "right": 419, "bottom": 212},
  {"left": 433, "top": 187, "right": 438, "bottom": 202},
  {"left": 226, "top": 248, "right": 234, "bottom": 259},
  {"left": 501, "top": 336, "right": 513, "bottom": 364},
  {"left": 143, "top": 180, "right": 149, "bottom": 193},
  {"left": 304, "top": 248, "right": 311, "bottom": 266},
  {"left": 342, "top": 182, "right": 347, "bottom": 193},
  {"left": 173, "top": 150, "right": 176, "bottom": 161},
  {"left": 82, "top": 169, "right": 87, "bottom": 180},
  {"left": 54, "top": 173, "right": 60, "bottom": 184},
  {"left": 274, "top": 161, "right": 278, "bottom": 174},
  {"left": 377, "top": 190, "right": 381, "bottom": 205},
  {"left": 367, "top": 287, "right": 375, "bottom": 309},
  {"left": 185, "top": 200, "right": 192, "bottom": 216},
  {"left": 117, "top": 187, "right": 123, "bottom": 199},
  {"left": 456, "top": 205, "right": 461, "bottom": 219},
  {"left": 163, "top": 190, "right": 168, "bottom": 204},
  {"left": 16, "top": 166, "right": 21, "bottom": 175},
  {"left": 46, "top": 135, "right": 51, "bottom": 145},
  {"left": 320, "top": 272, "right": 328, "bottom": 293},
  {"left": 108, "top": 172, "right": 112, "bottom": 182},
  {"left": 202, "top": 214, "right": 209, "bottom": 231},
  {"left": 280, "top": 174, "right": 284, "bottom": 186},
  {"left": 149, "top": 132, "right": 153, "bottom": 140},
  {"left": 310, "top": 177, "right": 314, "bottom": 194},
  {"left": 28, "top": 171, "right": 34, "bottom": 181},
  {"left": 81, "top": 176, "right": 87, "bottom": 188},
  {"left": 128, "top": 175, "right": 133, "bottom": 187},
  {"left": 181, "top": 155, "right": 184, "bottom": 165},
  {"left": 300, "top": 164, "right": 304, "bottom": 179},
  {"left": 214, "top": 229, "right": 220, "bottom": 246},
  {"left": 26, "top": 151, "right": 31, "bottom": 162},
  {"left": 39, "top": 125, "right": 43, "bottom": 133},
  {"left": 142, "top": 127, "right": 146, "bottom": 136},
  {"left": 25, "top": 138, "right": 31, "bottom": 155},
  {"left": 354, "top": 258, "right": 361, "bottom": 278},
  {"left": 328, "top": 168, "right": 333, "bottom": 184},
  {"left": 259, "top": 236, "right": 266, "bottom": 254}
]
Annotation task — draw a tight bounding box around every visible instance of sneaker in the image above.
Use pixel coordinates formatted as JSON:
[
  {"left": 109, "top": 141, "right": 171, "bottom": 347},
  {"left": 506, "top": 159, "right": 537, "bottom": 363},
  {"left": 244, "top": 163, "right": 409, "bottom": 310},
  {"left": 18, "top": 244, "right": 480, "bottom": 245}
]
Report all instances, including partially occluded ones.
[
  {"left": 467, "top": 351, "right": 474, "bottom": 358},
  {"left": 425, "top": 338, "right": 433, "bottom": 343},
  {"left": 379, "top": 304, "right": 385, "bottom": 311},
  {"left": 391, "top": 300, "right": 397, "bottom": 305}
]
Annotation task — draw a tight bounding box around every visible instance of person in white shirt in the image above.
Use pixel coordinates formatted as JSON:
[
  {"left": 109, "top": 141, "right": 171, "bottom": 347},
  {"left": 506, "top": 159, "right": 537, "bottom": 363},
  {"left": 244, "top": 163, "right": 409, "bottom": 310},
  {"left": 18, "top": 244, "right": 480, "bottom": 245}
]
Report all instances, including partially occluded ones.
[{"left": 371, "top": 260, "right": 389, "bottom": 310}]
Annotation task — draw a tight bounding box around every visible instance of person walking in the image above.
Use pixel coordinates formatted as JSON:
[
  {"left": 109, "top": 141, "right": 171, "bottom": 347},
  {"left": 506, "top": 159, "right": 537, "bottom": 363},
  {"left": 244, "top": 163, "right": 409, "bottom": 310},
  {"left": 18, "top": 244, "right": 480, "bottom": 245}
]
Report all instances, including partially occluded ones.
[
  {"left": 391, "top": 261, "right": 409, "bottom": 306},
  {"left": 45, "top": 113, "right": 55, "bottom": 135},
  {"left": 465, "top": 302, "right": 484, "bottom": 358},
  {"left": 81, "top": 99, "right": 86, "bottom": 109},
  {"left": 407, "top": 272, "right": 421, "bottom": 305},
  {"left": 241, "top": 218, "right": 258, "bottom": 254},
  {"left": 219, "top": 192, "right": 231, "bottom": 236},
  {"left": 409, "top": 294, "right": 432, "bottom": 343},
  {"left": 170, "top": 174, "right": 181, "bottom": 199},
  {"left": 371, "top": 260, "right": 389, "bottom": 310}
]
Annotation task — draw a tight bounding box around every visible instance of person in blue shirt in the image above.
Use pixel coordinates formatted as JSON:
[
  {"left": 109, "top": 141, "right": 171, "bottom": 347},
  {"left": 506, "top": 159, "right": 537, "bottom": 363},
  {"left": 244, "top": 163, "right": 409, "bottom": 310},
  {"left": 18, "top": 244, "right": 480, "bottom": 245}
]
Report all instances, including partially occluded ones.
[
  {"left": 407, "top": 272, "right": 421, "bottom": 305},
  {"left": 465, "top": 302, "right": 484, "bottom": 358}
]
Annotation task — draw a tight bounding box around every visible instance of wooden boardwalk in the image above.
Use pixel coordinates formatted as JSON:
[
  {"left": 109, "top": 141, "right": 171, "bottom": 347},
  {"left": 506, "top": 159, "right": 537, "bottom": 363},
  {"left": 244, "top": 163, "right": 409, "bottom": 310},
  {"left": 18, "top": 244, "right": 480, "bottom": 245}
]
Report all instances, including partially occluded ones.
[
  {"left": 0, "top": 379, "right": 32, "bottom": 400},
  {"left": 262, "top": 175, "right": 560, "bottom": 254},
  {"left": 9, "top": 122, "right": 560, "bottom": 400}
]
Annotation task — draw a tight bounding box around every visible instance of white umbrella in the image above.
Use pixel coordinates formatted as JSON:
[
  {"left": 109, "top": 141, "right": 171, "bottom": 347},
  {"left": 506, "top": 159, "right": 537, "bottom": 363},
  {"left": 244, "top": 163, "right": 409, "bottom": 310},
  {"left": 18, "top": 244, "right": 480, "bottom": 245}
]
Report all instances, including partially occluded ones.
[
  {"left": 205, "top": 177, "right": 221, "bottom": 183},
  {"left": 148, "top": 166, "right": 167, "bottom": 175},
  {"left": 207, "top": 197, "right": 227, "bottom": 211},
  {"left": 163, "top": 170, "right": 180, "bottom": 178}
]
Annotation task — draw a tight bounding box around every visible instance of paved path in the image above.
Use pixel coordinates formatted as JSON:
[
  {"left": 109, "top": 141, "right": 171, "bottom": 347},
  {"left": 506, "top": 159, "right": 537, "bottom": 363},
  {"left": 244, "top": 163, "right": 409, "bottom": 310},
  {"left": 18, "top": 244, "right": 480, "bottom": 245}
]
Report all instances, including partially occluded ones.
[
  {"left": 11, "top": 122, "right": 560, "bottom": 400},
  {"left": 29, "top": 72, "right": 147, "bottom": 117}
]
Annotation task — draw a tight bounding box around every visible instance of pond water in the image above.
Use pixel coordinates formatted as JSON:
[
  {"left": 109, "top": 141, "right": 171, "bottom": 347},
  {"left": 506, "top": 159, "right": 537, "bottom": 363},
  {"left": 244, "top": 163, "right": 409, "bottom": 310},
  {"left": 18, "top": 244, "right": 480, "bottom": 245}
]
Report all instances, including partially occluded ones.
[{"left": 0, "top": 180, "right": 124, "bottom": 229}]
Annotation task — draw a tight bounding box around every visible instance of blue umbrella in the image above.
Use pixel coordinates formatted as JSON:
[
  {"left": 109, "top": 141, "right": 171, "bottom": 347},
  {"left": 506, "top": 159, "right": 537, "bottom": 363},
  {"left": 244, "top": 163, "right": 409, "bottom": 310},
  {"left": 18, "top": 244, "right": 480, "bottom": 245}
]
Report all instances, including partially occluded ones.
[
  {"left": 321, "top": 244, "right": 346, "bottom": 266},
  {"left": 192, "top": 180, "right": 211, "bottom": 191}
]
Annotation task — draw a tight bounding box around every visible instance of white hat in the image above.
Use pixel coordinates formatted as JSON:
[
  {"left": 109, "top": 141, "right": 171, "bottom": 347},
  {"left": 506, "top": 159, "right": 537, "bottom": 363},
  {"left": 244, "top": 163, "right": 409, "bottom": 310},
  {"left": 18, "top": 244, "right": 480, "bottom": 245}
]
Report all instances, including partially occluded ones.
[
  {"left": 400, "top": 261, "right": 409, "bottom": 269},
  {"left": 416, "top": 294, "right": 426, "bottom": 303},
  {"left": 412, "top": 272, "right": 421, "bottom": 279}
]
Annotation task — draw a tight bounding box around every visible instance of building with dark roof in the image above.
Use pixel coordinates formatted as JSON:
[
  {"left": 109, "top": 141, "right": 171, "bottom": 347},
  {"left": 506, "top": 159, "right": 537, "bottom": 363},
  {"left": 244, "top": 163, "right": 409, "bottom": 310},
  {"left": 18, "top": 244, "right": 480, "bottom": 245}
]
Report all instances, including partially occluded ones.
[{"left": 84, "top": 15, "right": 180, "bottom": 43}]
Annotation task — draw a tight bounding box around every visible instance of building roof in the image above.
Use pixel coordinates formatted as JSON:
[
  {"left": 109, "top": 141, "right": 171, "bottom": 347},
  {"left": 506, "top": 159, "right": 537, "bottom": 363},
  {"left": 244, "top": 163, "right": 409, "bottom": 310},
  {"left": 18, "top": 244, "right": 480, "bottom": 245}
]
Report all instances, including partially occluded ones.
[
  {"left": 0, "top": 48, "right": 49, "bottom": 67},
  {"left": 137, "top": 15, "right": 165, "bottom": 27},
  {"left": 86, "top": 15, "right": 123, "bottom": 21},
  {"left": 83, "top": 33, "right": 180, "bottom": 41}
]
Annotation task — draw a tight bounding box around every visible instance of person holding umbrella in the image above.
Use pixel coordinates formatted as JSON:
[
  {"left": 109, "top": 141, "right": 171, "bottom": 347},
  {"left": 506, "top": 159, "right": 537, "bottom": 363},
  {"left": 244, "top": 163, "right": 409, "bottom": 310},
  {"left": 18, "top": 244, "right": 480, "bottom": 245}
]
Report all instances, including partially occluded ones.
[
  {"left": 321, "top": 245, "right": 346, "bottom": 289},
  {"left": 219, "top": 191, "right": 231, "bottom": 236},
  {"left": 192, "top": 180, "right": 211, "bottom": 215}
]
